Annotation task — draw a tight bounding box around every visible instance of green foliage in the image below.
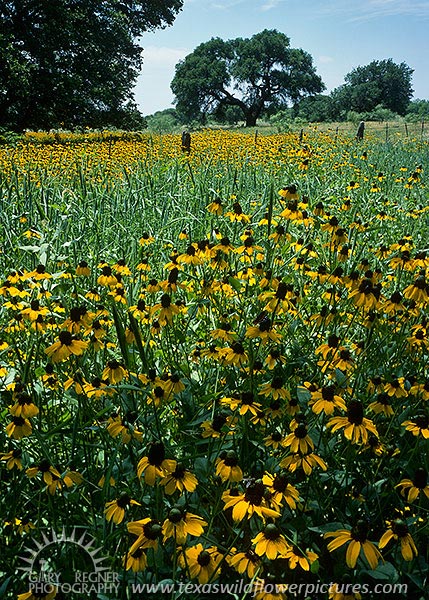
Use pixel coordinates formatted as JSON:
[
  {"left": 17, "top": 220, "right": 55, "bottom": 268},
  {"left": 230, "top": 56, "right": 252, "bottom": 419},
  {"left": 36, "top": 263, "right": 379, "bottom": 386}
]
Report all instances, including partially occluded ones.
[
  {"left": 146, "top": 108, "right": 183, "bottom": 133},
  {"left": 171, "top": 29, "right": 324, "bottom": 127},
  {"left": 0, "top": 127, "right": 21, "bottom": 145},
  {"left": 347, "top": 105, "right": 399, "bottom": 124},
  {"left": 211, "top": 104, "right": 243, "bottom": 126},
  {"left": 405, "top": 99, "right": 429, "bottom": 122},
  {"left": 331, "top": 59, "right": 414, "bottom": 117},
  {"left": 293, "top": 94, "right": 335, "bottom": 122},
  {"left": 268, "top": 109, "right": 294, "bottom": 131},
  {"left": 0, "top": 0, "right": 183, "bottom": 131}
]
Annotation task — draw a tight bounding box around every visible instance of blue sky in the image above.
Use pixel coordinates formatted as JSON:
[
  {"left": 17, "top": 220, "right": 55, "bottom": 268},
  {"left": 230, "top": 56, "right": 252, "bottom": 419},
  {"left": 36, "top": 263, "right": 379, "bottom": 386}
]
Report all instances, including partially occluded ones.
[{"left": 135, "top": 0, "right": 429, "bottom": 115}]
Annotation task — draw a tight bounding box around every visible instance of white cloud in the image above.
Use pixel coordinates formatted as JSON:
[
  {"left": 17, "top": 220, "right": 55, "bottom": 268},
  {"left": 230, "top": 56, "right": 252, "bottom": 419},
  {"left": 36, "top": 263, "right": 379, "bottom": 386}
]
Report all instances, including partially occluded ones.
[
  {"left": 317, "top": 55, "right": 334, "bottom": 64},
  {"left": 209, "top": 0, "right": 247, "bottom": 9},
  {"left": 260, "top": 0, "right": 281, "bottom": 10},
  {"left": 321, "top": 0, "right": 429, "bottom": 20},
  {"left": 142, "top": 46, "right": 189, "bottom": 66}
]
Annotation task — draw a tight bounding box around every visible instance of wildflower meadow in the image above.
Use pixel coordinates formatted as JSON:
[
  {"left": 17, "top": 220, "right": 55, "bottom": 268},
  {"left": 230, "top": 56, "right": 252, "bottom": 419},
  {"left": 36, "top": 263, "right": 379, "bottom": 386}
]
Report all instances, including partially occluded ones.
[{"left": 1, "top": 127, "right": 429, "bottom": 599}]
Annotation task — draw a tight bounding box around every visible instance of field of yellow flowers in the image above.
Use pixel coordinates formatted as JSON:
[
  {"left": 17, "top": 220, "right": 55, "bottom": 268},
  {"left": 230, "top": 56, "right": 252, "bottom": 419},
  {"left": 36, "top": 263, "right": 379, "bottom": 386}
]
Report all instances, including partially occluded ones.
[{"left": 1, "top": 129, "right": 429, "bottom": 599}]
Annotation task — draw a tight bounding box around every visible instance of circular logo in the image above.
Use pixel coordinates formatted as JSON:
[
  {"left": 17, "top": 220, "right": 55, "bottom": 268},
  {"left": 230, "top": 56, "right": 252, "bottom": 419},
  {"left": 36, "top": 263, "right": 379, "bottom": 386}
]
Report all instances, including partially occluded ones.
[{"left": 19, "top": 527, "right": 109, "bottom": 576}]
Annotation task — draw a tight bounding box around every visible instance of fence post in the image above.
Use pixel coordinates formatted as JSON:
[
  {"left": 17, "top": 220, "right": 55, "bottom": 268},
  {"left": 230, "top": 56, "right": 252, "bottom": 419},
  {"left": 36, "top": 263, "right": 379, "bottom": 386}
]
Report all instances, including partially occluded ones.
[
  {"left": 181, "top": 130, "right": 191, "bottom": 153},
  {"left": 405, "top": 122, "right": 408, "bottom": 137},
  {"left": 356, "top": 121, "right": 364, "bottom": 140},
  {"left": 385, "top": 122, "right": 389, "bottom": 142}
]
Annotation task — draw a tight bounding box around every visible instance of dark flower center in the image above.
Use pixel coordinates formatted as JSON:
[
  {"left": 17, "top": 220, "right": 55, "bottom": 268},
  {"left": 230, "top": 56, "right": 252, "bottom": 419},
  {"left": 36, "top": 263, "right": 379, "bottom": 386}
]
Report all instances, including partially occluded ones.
[
  {"left": 161, "top": 294, "right": 171, "bottom": 309},
  {"left": 294, "top": 424, "right": 308, "bottom": 439},
  {"left": 413, "top": 277, "right": 426, "bottom": 290},
  {"left": 258, "top": 318, "right": 271, "bottom": 332},
  {"left": 39, "top": 459, "right": 51, "bottom": 472},
  {"left": 414, "top": 414, "right": 429, "bottom": 429},
  {"left": 376, "top": 393, "right": 390, "bottom": 406},
  {"left": 275, "top": 282, "right": 290, "bottom": 300},
  {"left": 230, "top": 341, "right": 245, "bottom": 355},
  {"left": 322, "top": 386, "right": 335, "bottom": 401},
  {"left": 148, "top": 442, "right": 166, "bottom": 466},
  {"left": 347, "top": 400, "right": 364, "bottom": 425},
  {"left": 211, "top": 414, "right": 227, "bottom": 432},
  {"left": 168, "top": 268, "right": 179, "bottom": 284},
  {"left": 143, "top": 521, "right": 162, "bottom": 540},
  {"left": 413, "top": 468, "right": 428, "bottom": 489},
  {"left": 358, "top": 279, "right": 374, "bottom": 294},
  {"left": 328, "top": 334, "right": 340, "bottom": 348},
  {"left": 172, "top": 464, "right": 186, "bottom": 479},
  {"left": 107, "top": 360, "right": 121, "bottom": 370},
  {"left": 391, "top": 519, "right": 409, "bottom": 538},
  {"left": 17, "top": 393, "right": 32, "bottom": 406},
  {"left": 264, "top": 523, "right": 281, "bottom": 540},
  {"left": 223, "top": 451, "right": 238, "bottom": 467},
  {"left": 241, "top": 391, "right": 254, "bottom": 405},
  {"left": 351, "top": 519, "right": 369, "bottom": 542},
  {"left": 116, "top": 494, "right": 131, "bottom": 508},
  {"left": 390, "top": 291, "right": 403, "bottom": 304},
  {"left": 58, "top": 331, "right": 73, "bottom": 346},
  {"left": 168, "top": 508, "right": 183, "bottom": 524},
  {"left": 272, "top": 474, "right": 288, "bottom": 493},
  {"left": 244, "top": 481, "right": 265, "bottom": 505},
  {"left": 70, "top": 306, "right": 84, "bottom": 322},
  {"left": 197, "top": 551, "right": 211, "bottom": 567},
  {"left": 271, "top": 377, "right": 283, "bottom": 390}
]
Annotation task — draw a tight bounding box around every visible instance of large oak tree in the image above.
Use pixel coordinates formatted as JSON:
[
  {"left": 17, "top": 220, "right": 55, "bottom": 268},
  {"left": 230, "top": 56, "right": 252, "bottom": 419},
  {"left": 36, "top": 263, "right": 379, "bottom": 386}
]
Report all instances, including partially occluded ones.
[
  {"left": 0, "top": 0, "right": 183, "bottom": 130},
  {"left": 171, "top": 29, "right": 324, "bottom": 127},
  {"left": 331, "top": 59, "right": 414, "bottom": 117}
]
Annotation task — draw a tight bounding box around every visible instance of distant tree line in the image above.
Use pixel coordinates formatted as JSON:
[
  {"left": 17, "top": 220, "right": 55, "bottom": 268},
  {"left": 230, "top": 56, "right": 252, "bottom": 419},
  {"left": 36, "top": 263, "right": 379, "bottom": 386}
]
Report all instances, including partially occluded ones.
[
  {"left": 170, "top": 31, "right": 423, "bottom": 127},
  {"left": 1, "top": 15, "right": 427, "bottom": 132}
]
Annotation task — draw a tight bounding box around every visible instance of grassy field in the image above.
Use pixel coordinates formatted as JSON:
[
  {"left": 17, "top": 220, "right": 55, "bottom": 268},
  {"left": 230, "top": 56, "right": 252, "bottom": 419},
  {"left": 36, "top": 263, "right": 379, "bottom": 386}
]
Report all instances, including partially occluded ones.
[{"left": 1, "top": 128, "right": 429, "bottom": 599}]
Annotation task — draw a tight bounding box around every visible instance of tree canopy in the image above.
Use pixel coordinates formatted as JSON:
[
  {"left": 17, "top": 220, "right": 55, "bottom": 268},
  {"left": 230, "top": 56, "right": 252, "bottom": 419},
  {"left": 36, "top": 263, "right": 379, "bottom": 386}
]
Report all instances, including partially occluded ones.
[
  {"left": 0, "top": 0, "right": 183, "bottom": 130},
  {"left": 171, "top": 29, "right": 325, "bottom": 127},
  {"left": 331, "top": 59, "right": 414, "bottom": 117}
]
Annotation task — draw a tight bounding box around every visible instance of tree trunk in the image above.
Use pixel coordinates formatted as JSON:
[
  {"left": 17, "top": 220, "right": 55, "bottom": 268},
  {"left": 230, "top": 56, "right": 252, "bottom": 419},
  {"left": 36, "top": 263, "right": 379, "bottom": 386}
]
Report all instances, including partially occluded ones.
[
  {"left": 244, "top": 101, "right": 264, "bottom": 127},
  {"left": 245, "top": 113, "right": 258, "bottom": 127}
]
